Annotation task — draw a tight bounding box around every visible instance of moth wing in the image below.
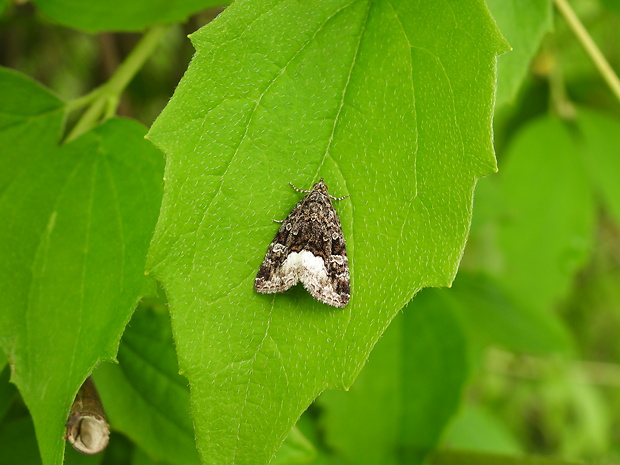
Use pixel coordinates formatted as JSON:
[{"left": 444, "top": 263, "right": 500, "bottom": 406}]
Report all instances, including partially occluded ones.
[
  {"left": 254, "top": 208, "right": 303, "bottom": 294},
  {"left": 296, "top": 210, "right": 350, "bottom": 308},
  {"left": 299, "top": 252, "right": 350, "bottom": 308}
]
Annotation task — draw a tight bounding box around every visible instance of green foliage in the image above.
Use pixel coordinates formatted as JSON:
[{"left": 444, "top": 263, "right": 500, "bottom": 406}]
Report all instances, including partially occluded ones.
[
  {"left": 32, "top": 0, "right": 226, "bottom": 33},
  {"left": 497, "top": 116, "right": 595, "bottom": 318},
  {"left": 94, "top": 304, "right": 200, "bottom": 465},
  {"left": 448, "top": 272, "right": 572, "bottom": 355},
  {"left": 1, "top": 0, "right": 620, "bottom": 465},
  {"left": 0, "top": 69, "right": 163, "bottom": 464},
  {"left": 318, "top": 290, "right": 468, "bottom": 465}
]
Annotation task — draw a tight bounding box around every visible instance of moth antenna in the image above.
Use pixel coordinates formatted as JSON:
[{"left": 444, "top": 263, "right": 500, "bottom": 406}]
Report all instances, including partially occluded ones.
[{"left": 289, "top": 182, "right": 312, "bottom": 193}]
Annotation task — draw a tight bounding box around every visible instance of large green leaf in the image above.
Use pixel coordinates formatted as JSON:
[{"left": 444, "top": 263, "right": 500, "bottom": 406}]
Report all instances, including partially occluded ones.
[
  {"left": 147, "top": 1, "right": 508, "bottom": 464},
  {"left": 33, "top": 0, "right": 227, "bottom": 33},
  {"left": 0, "top": 68, "right": 164, "bottom": 465},
  {"left": 319, "top": 289, "right": 468, "bottom": 465}
]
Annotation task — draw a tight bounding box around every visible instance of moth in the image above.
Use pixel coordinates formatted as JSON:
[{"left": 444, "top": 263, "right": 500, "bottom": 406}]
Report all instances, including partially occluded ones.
[{"left": 254, "top": 179, "right": 350, "bottom": 308}]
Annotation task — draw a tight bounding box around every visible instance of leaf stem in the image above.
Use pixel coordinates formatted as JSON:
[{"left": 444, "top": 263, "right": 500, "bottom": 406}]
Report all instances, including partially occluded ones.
[
  {"left": 554, "top": 0, "right": 620, "bottom": 103},
  {"left": 65, "top": 24, "right": 170, "bottom": 141}
]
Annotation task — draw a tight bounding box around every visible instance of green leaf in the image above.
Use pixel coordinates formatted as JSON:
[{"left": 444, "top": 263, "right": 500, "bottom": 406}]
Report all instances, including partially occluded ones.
[
  {"left": 429, "top": 449, "right": 596, "bottom": 465},
  {"left": 486, "top": 0, "right": 553, "bottom": 107},
  {"left": 496, "top": 116, "right": 595, "bottom": 320},
  {"left": 32, "top": 0, "right": 227, "bottom": 33},
  {"left": 131, "top": 447, "right": 175, "bottom": 465},
  {"left": 271, "top": 427, "right": 316, "bottom": 465},
  {"left": 0, "top": 365, "right": 16, "bottom": 424},
  {"left": 147, "top": 1, "right": 507, "bottom": 464},
  {"left": 448, "top": 272, "right": 572, "bottom": 355},
  {"left": 0, "top": 68, "right": 164, "bottom": 465},
  {"left": 318, "top": 289, "right": 468, "bottom": 465},
  {"left": 0, "top": 413, "right": 42, "bottom": 465},
  {"left": 0, "top": 68, "right": 65, "bottom": 166},
  {"left": 444, "top": 404, "right": 522, "bottom": 455},
  {"left": 0, "top": 401, "right": 101, "bottom": 465},
  {"left": 100, "top": 433, "right": 134, "bottom": 465},
  {"left": 94, "top": 304, "right": 201, "bottom": 465},
  {"left": 576, "top": 108, "right": 620, "bottom": 226}
]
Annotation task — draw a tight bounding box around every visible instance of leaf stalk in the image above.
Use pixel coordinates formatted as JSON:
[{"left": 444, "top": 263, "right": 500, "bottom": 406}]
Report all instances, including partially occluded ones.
[{"left": 65, "top": 24, "right": 170, "bottom": 141}]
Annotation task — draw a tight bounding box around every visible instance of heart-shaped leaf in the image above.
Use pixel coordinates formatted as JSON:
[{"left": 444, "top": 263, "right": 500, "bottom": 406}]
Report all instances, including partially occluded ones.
[
  {"left": 147, "top": 2, "right": 508, "bottom": 463},
  {"left": 0, "top": 68, "right": 164, "bottom": 465}
]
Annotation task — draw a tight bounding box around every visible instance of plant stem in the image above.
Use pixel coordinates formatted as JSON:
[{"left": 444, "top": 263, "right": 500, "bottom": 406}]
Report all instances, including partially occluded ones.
[
  {"left": 65, "top": 24, "right": 169, "bottom": 141},
  {"left": 554, "top": 0, "right": 620, "bottom": 103}
]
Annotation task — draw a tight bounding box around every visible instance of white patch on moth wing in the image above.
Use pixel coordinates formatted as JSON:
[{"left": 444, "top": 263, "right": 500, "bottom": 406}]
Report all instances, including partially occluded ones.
[
  {"left": 290, "top": 251, "right": 348, "bottom": 308},
  {"left": 273, "top": 250, "right": 325, "bottom": 292},
  {"left": 256, "top": 251, "right": 349, "bottom": 307}
]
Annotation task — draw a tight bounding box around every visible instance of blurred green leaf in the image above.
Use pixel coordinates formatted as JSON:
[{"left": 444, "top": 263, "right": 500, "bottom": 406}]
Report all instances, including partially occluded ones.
[
  {"left": 0, "top": 68, "right": 163, "bottom": 465},
  {"left": 131, "top": 447, "right": 175, "bottom": 465},
  {"left": 449, "top": 272, "right": 572, "bottom": 355},
  {"left": 430, "top": 449, "right": 597, "bottom": 465},
  {"left": 0, "top": 365, "right": 16, "bottom": 424},
  {"left": 599, "top": 0, "right": 620, "bottom": 13},
  {"left": 318, "top": 290, "right": 468, "bottom": 465},
  {"left": 444, "top": 404, "right": 522, "bottom": 455},
  {"left": 272, "top": 427, "right": 316, "bottom": 465},
  {"left": 486, "top": 0, "right": 553, "bottom": 108},
  {"left": 100, "top": 433, "right": 134, "bottom": 465},
  {"left": 32, "top": 0, "right": 227, "bottom": 33},
  {"left": 559, "top": 372, "right": 609, "bottom": 457},
  {"left": 0, "top": 413, "right": 42, "bottom": 465},
  {"left": 496, "top": 116, "right": 595, "bottom": 321},
  {"left": 577, "top": 108, "right": 620, "bottom": 226},
  {"left": 146, "top": 1, "right": 507, "bottom": 464},
  {"left": 94, "top": 305, "right": 200, "bottom": 465}
]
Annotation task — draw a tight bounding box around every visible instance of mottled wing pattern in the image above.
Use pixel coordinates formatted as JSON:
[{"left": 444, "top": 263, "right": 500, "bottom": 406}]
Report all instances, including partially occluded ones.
[{"left": 254, "top": 179, "right": 350, "bottom": 308}]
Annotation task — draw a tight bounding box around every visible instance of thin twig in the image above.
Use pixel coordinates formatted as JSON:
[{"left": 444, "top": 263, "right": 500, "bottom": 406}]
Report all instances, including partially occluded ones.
[
  {"left": 65, "top": 24, "right": 169, "bottom": 142},
  {"left": 554, "top": 0, "right": 620, "bottom": 103}
]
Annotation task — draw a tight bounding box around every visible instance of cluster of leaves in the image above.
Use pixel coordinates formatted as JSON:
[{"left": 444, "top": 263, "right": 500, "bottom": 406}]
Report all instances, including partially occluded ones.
[{"left": 0, "top": 0, "right": 619, "bottom": 465}]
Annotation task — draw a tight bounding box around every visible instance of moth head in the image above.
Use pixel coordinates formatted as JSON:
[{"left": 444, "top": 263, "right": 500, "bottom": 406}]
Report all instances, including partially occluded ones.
[{"left": 313, "top": 178, "right": 328, "bottom": 191}]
